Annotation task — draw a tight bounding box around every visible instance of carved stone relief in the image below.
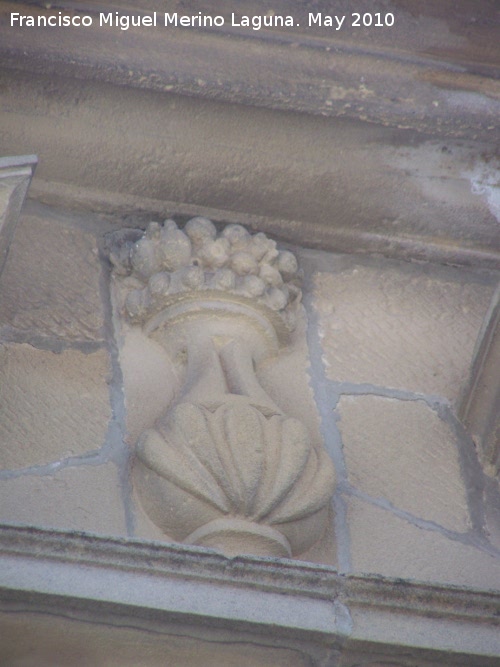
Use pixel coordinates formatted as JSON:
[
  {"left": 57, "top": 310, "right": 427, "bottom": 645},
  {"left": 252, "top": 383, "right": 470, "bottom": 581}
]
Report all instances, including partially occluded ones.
[{"left": 110, "top": 217, "right": 336, "bottom": 557}]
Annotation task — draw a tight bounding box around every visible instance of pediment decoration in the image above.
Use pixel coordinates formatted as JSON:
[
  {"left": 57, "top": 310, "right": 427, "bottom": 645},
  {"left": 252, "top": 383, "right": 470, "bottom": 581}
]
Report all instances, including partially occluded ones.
[{"left": 110, "top": 217, "right": 336, "bottom": 557}]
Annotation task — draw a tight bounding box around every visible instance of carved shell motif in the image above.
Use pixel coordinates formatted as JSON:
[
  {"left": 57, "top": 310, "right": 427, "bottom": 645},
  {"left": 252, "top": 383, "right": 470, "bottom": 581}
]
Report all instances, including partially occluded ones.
[{"left": 135, "top": 400, "right": 335, "bottom": 551}]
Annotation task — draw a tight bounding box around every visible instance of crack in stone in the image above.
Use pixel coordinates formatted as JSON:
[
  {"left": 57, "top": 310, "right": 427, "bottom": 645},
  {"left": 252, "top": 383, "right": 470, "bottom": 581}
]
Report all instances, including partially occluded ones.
[
  {"left": 97, "top": 242, "right": 136, "bottom": 538},
  {"left": 0, "top": 605, "right": 319, "bottom": 663},
  {"left": 341, "top": 482, "right": 500, "bottom": 559},
  {"left": 0, "top": 450, "right": 106, "bottom": 480},
  {"left": 436, "top": 403, "right": 489, "bottom": 538},
  {"left": 0, "top": 326, "right": 105, "bottom": 353},
  {"left": 302, "top": 261, "right": 351, "bottom": 574},
  {"left": 325, "top": 379, "right": 450, "bottom": 410}
]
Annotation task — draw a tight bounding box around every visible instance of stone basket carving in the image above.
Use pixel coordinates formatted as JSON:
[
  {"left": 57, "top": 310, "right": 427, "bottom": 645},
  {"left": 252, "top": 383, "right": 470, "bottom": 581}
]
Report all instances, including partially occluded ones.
[{"left": 110, "top": 217, "right": 335, "bottom": 558}]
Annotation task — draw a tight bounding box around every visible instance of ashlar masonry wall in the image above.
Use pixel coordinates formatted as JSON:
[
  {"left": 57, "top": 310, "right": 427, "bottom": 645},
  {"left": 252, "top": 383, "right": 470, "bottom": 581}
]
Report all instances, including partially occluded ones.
[
  {"left": 303, "top": 250, "right": 500, "bottom": 588},
  {"left": 0, "top": 201, "right": 499, "bottom": 591}
]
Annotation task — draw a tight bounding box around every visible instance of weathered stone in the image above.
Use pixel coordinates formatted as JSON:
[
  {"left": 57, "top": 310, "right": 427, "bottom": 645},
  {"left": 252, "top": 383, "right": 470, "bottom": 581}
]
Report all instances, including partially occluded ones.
[
  {"left": 0, "top": 463, "right": 126, "bottom": 535},
  {"left": 119, "top": 326, "right": 178, "bottom": 446},
  {"left": 484, "top": 479, "right": 500, "bottom": 552},
  {"left": 0, "top": 209, "right": 104, "bottom": 341},
  {"left": 459, "top": 285, "right": 500, "bottom": 477},
  {"left": 257, "top": 314, "right": 337, "bottom": 565},
  {"left": 347, "top": 497, "right": 500, "bottom": 591},
  {"left": 314, "top": 264, "right": 493, "bottom": 400},
  {"left": 0, "top": 155, "right": 37, "bottom": 275},
  {"left": 0, "top": 611, "right": 310, "bottom": 667},
  {"left": 0, "top": 344, "right": 111, "bottom": 470},
  {"left": 111, "top": 218, "right": 300, "bottom": 332},
  {"left": 122, "top": 310, "right": 337, "bottom": 564},
  {"left": 111, "top": 220, "right": 336, "bottom": 559},
  {"left": 134, "top": 391, "right": 334, "bottom": 558},
  {"left": 485, "top": 511, "right": 500, "bottom": 553},
  {"left": 132, "top": 489, "right": 176, "bottom": 542},
  {"left": 257, "top": 311, "right": 325, "bottom": 457},
  {"left": 338, "top": 396, "right": 470, "bottom": 532}
]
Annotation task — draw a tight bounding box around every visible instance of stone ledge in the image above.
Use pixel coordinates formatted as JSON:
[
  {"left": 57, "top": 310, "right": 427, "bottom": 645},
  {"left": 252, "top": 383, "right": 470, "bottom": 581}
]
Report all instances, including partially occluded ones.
[
  {"left": 344, "top": 575, "right": 500, "bottom": 625},
  {"left": 0, "top": 524, "right": 499, "bottom": 663},
  {"left": 0, "top": 524, "right": 342, "bottom": 601},
  {"left": 29, "top": 181, "right": 500, "bottom": 270},
  {"left": 1, "top": 2, "right": 499, "bottom": 141}
]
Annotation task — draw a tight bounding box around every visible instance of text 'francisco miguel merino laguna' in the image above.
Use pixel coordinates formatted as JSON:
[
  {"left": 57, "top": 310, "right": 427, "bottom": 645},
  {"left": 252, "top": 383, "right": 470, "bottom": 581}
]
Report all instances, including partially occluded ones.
[{"left": 11, "top": 12, "right": 299, "bottom": 30}]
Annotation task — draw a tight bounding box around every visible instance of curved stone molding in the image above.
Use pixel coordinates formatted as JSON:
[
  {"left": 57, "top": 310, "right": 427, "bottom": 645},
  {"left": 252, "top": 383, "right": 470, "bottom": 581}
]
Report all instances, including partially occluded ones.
[{"left": 110, "top": 217, "right": 336, "bottom": 558}]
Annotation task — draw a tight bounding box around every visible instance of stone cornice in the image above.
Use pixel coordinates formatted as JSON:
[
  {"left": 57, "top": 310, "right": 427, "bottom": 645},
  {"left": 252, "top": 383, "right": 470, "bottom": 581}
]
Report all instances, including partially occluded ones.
[
  {"left": 30, "top": 183, "right": 500, "bottom": 270},
  {"left": 343, "top": 575, "right": 500, "bottom": 626},
  {"left": 1, "top": 524, "right": 499, "bottom": 662},
  {"left": 0, "top": 524, "right": 341, "bottom": 600},
  {"left": 0, "top": 1, "right": 499, "bottom": 141},
  {"left": 1, "top": 4, "right": 499, "bottom": 269}
]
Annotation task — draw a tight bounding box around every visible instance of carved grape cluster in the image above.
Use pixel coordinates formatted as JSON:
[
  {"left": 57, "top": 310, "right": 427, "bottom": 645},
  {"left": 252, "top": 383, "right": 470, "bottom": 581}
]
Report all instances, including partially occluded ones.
[{"left": 110, "top": 217, "right": 301, "bottom": 329}]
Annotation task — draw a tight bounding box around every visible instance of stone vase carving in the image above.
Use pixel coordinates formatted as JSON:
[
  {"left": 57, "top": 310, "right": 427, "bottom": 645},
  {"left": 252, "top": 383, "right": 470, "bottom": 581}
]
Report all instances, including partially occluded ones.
[{"left": 110, "top": 217, "right": 336, "bottom": 558}]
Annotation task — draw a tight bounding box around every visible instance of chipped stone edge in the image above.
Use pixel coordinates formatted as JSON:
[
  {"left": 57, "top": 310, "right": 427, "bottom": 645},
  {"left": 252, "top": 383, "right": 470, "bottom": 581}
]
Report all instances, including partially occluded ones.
[
  {"left": 459, "top": 284, "right": 500, "bottom": 477},
  {"left": 0, "top": 154, "right": 37, "bottom": 276},
  {"left": 0, "top": 524, "right": 499, "bottom": 660}
]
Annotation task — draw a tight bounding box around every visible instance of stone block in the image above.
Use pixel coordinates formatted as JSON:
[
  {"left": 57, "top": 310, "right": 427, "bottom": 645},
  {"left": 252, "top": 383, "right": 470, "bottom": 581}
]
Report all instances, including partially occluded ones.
[
  {"left": 0, "top": 344, "right": 111, "bottom": 470},
  {"left": 347, "top": 497, "right": 500, "bottom": 591},
  {"left": 0, "top": 463, "right": 127, "bottom": 535},
  {"left": 0, "top": 155, "right": 37, "bottom": 275},
  {"left": 337, "top": 396, "right": 470, "bottom": 532},
  {"left": 119, "top": 326, "right": 178, "bottom": 446},
  {"left": 314, "top": 264, "right": 493, "bottom": 400},
  {"left": 132, "top": 487, "right": 176, "bottom": 542},
  {"left": 257, "top": 310, "right": 324, "bottom": 451},
  {"left": 0, "top": 209, "right": 104, "bottom": 341},
  {"left": 0, "top": 611, "right": 311, "bottom": 667},
  {"left": 484, "top": 478, "right": 500, "bottom": 552},
  {"left": 257, "top": 314, "right": 337, "bottom": 565}
]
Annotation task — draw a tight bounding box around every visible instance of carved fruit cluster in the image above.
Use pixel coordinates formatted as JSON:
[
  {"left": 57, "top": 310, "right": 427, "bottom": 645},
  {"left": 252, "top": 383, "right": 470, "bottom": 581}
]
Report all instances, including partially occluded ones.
[{"left": 110, "top": 217, "right": 301, "bottom": 329}]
